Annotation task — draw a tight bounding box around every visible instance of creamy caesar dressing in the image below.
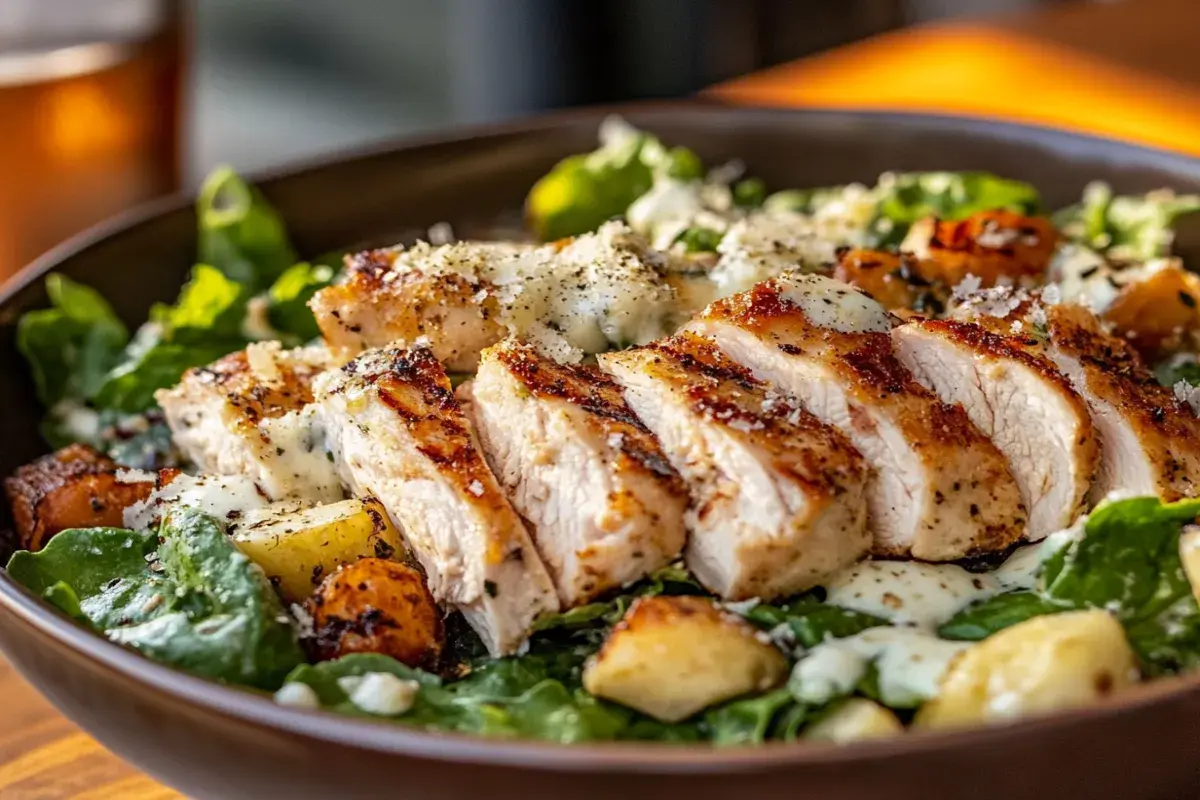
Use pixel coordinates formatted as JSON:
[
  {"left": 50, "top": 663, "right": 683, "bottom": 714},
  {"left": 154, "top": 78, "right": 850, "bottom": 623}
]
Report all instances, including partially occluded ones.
[
  {"left": 256, "top": 406, "right": 345, "bottom": 503},
  {"left": 791, "top": 627, "right": 971, "bottom": 708},
  {"left": 775, "top": 273, "right": 894, "bottom": 334},
  {"left": 123, "top": 472, "right": 272, "bottom": 531},
  {"left": 794, "top": 544, "right": 1047, "bottom": 709},
  {"left": 823, "top": 560, "right": 1005, "bottom": 630}
]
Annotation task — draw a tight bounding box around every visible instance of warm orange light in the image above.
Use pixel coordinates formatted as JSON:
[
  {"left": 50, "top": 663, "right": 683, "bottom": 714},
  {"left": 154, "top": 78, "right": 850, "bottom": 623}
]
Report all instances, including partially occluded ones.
[
  {"left": 41, "top": 76, "right": 137, "bottom": 160},
  {"left": 710, "top": 24, "right": 1200, "bottom": 157}
]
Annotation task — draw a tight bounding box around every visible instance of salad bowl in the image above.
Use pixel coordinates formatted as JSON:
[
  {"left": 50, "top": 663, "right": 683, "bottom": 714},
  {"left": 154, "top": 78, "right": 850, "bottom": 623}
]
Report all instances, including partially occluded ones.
[{"left": 3, "top": 102, "right": 1200, "bottom": 800}]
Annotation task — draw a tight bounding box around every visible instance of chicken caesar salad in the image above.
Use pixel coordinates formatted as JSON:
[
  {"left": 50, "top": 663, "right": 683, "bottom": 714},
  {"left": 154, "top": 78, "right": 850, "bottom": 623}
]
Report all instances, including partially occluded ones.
[{"left": 7, "top": 117, "right": 1200, "bottom": 745}]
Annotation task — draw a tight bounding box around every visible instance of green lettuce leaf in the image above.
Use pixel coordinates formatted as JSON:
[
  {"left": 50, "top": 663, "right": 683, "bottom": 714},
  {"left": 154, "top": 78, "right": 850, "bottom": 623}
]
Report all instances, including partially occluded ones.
[
  {"left": 673, "top": 226, "right": 723, "bottom": 253},
  {"left": 1054, "top": 181, "right": 1200, "bottom": 260},
  {"left": 878, "top": 171, "right": 1040, "bottom": 226},
  {"left": 526, "top": 121, "right": 703, "bottom": 241},
  {"left": 938, "top": 591, "right": 1066, "bottom": 641},
  {"left": 287, "top": 650, "right": 635, "bottom": 742},
  {"left": 1156, "top": 357, "right": 1200, "bottom": 389},
  {"left": 90, "top": 265, "right": 249, "bottom": 412},
  {"left": 705, "top": 688, "right": 798, "bottom": 746},
  {"left": 197, "top": 166, "right": 297, "bottom": 290},
  {"left": 742, "top": 596, "right": 887, "bottom": 648},
  {"left": 267, "top": 262, "right": 335, "bottom": 341},
  {"left": 17, "top": 274, "right": 130, "bottom": 406},
  {"left": 7, "top": 508, "right": 304, "bottom": 688}
]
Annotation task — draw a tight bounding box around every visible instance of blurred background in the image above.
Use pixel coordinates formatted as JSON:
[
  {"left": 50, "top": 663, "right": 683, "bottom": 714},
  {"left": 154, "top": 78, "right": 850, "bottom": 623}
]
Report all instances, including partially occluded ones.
[{"left": 0, "top": 0, "right": 1181, "bottom": 277}]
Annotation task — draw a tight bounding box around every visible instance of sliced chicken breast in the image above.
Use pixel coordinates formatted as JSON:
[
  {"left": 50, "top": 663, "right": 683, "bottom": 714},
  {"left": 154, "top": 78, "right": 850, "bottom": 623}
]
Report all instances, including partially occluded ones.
[
  {"left": 891, "top": 319, "right": 1098, "bottom": 539},
  {"left": 461, "top": 338, "right": 688, "bottom": 605},
  {"left": 310, "top": 222, "right": 677, "bottom": 370},
  {"left": 156, "top": 342, "right": 343, "bottom": 503},
  {"left": 955, "top": 291, "right": 1200, "bottom": 502},
  {"left": 599, "top": 332, "right": 870, "bottom": 600},
  {"left": 310, "top": 247, "right": 512, "bottom": 371},
  {"left": 688, "top": 274, "right": 1024, "bottom": 560},
  {"left": 314, "top": 344, "right": 559, "bottom": 655}
]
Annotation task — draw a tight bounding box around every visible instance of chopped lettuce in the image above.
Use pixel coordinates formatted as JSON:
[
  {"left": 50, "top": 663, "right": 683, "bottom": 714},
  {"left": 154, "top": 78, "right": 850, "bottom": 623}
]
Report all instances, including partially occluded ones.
[
  {"left": 1054, "top": 181, "right": 1200, "bottom": 260},
  {"left": 17, "top": 274, "right": 129, "bottom": 406},
  {"left": 872, "top": 171, "right": 1040, "bottom": 245},
  {"left": 7, "top": 507, "right": 304, "bottom": 688},
  {"left": 672, "top": 226, "right": 724, "bottom": 253},
  {"left": 1156, "top": 356, "right": 1200, "bottom": 389},
  {"left": 526, "top": 118, "right": 704, "bottom": 241},
  {"left": 267, "top": 262, "right": 335, "bottom": 341},
  {"left": 197, "top": 166, "right": 298, "bottom": 291},
  {"left": 18, "top": 167, "right": 302, "bottom": 439},
  {"left": 741, "top": 594, "right": 887, "bottom": 648},
  {"left": 91, "top": 265, "right": 250, "bottom": 413}
]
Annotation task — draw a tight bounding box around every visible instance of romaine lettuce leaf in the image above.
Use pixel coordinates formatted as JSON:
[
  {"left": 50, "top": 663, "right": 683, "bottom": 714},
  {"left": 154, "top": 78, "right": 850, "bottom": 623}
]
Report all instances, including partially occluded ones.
[
  {"left": 17, "top": 274, "right": 130, "bottom": 406},
  {"left": 197, "top": 166, "right": 297, "bottom": 291},
  {"left": 7, "top": 507, "right": 304, "bottom": 688},
  {"left": 741, "top": 595, "right": 886, "bottom": 648},
  {"left": 267, "top": 262, "right": 335, "bottom": 341},
  {"left": 526, "top": 120, "right": 704, "bottom": 241},
  {"left": 939, "top": 496, "right": 1200, "bottom": 675},
  {"left": 91, "top": 265, "right": 249, "bottom": 412}
]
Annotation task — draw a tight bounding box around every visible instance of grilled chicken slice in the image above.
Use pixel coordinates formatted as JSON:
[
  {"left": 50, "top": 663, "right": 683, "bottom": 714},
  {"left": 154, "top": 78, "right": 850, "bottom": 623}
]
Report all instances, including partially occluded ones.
[
  {"left": 310, "top": 247, "right": 512, "bottom": 371},
  {"left": 310, "top": 222, "right": 676, "bottom": 370},
  {"left": 461, "top": 339, "right": 688, "bottom": 605},
  {"left": 689, "top": 274, "right": 1024, "bottom": 560},
  {"left": 599, "top": 332, "right": 870, "bottom": 600},
  {"left": 314, "top": 344, "right": 559, "bottom": 655},
  {"left": 956, "top": 292, "right": 1200, "bottom": 502},
  {"left": 156, "top": 342, "right": 343, "bottom": 503},
  {"left": 5, "top": 444, "right": 169, "bottom": 551},
  {"left": 892, "top": 319, "right": 1098, "bottom": 539},
  {"left": 902, "top": 210, "right": 1057, "bottom": 288}
]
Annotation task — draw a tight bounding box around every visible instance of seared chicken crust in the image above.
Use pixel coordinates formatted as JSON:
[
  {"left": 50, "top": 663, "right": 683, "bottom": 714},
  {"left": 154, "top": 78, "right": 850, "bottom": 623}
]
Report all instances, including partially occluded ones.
[
  {"left": 315, "top": 344, "right": 559, "bottom": 655},
  {"left": 690, "top": 275, "right": 1025, "bottom": 559},
  {"left": 600, "top": 332, "right": 870, "bottom": 600},
  {"left": 892, "top": 318, "right": 1098, "bottom": 539},
  {"left": 464, "top": 338, "right": 688, "bottom": 605}
]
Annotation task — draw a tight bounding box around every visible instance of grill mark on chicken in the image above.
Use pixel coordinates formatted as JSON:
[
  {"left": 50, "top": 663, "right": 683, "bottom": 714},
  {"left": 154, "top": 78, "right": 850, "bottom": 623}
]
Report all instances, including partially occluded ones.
[
  {"left": 892, "top": 317, "right": 1099, "bottom": 538},
  {"left": 466, "top": 339, "right": 689, "bottom": 605},
  {"left": 316, "top": 343, "right": 559, "bottom": 654},
  {"left": 953, "top": 290, "right": 1200, "bottom": 502},
  {"left": 188, "top": 347, "right": 320, "bottom": 429},
  {"left": 490, "top": 342, "right": 684, "bottom": 485}
]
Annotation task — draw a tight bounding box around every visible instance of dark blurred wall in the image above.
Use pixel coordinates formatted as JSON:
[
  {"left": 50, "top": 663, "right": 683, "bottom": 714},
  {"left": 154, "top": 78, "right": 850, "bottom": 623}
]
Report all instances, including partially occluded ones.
[{"left": 192, "top": 0, "right": 1078, "bottom": 178}]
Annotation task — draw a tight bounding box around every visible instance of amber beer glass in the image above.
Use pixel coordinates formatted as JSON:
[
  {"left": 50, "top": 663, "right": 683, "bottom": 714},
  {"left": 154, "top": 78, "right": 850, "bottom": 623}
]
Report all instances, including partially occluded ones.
[{"left": 0, "top": 1, "right": 183, "bottom": 279}]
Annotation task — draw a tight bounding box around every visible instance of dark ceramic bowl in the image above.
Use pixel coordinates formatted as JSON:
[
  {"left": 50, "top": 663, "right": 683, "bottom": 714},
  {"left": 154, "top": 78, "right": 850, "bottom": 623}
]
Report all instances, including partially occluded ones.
[{"left": 3, "top": 103, "right": 1200, "bottom": 800}]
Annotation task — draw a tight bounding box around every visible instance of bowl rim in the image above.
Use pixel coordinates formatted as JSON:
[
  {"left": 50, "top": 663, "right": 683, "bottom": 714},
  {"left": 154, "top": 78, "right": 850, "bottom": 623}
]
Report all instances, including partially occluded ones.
[{"left": 4, "top": 99, "right": 1200, "bottom": 771}]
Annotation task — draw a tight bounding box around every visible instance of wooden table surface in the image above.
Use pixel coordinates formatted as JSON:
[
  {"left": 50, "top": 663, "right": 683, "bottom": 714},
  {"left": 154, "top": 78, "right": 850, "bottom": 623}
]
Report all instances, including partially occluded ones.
[
  {"left": 0, "top": 659, "right": 179, "bottom": 799},
  {"left": 7, "top": 0, "right": 1200, "bottom": 797}
]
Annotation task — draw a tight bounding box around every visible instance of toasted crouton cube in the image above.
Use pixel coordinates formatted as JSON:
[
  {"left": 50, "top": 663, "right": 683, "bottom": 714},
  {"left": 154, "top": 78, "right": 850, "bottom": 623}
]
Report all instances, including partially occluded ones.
[
  {"left": 917, "top": 610, "right": 1138, "bottom": 730},
  {"left": 306, "top": 558, "right": 444, "bottom": 670},
  {"left": 802, "top": 698, "right": 903, "bottom": 744},
  {"left": 582, "top": 595, "right": 786, "bottom": 722},
  {"left": 231, "top": 497, "right": 405, "bottom": 602},
  {"left": 5, "top": 444, "right": 165, "bottom": 551}
]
